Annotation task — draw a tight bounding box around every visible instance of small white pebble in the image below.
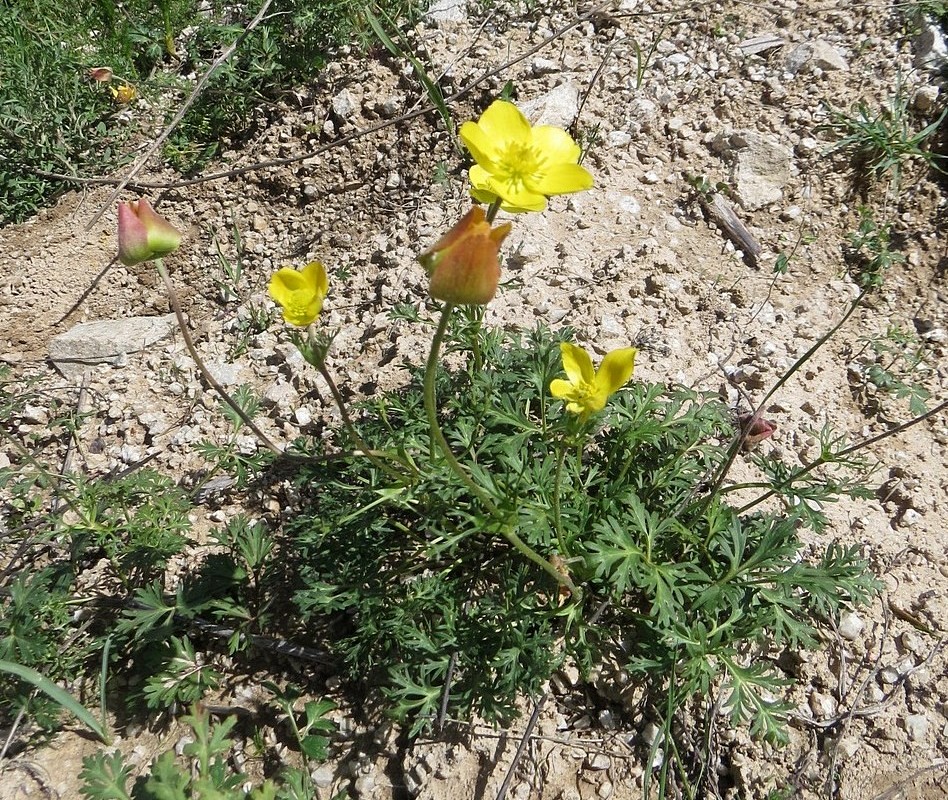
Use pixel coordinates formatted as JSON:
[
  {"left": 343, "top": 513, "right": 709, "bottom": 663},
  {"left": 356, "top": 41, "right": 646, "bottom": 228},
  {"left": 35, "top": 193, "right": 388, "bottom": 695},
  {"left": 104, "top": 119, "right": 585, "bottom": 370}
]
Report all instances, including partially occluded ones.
[{"left": 838, "top": 611, "right": 864, "bottom": 641}]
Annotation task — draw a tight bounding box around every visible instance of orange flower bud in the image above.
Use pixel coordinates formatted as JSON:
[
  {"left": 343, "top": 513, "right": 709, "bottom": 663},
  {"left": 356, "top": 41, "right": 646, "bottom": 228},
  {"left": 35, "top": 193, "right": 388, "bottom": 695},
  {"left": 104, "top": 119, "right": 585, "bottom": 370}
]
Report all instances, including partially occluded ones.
[
  {"left": 419, "top": 207, "right": 512, "bottom": 305},
  {"left": 117, "top": 199, "right": 182, "bottom": 266}
]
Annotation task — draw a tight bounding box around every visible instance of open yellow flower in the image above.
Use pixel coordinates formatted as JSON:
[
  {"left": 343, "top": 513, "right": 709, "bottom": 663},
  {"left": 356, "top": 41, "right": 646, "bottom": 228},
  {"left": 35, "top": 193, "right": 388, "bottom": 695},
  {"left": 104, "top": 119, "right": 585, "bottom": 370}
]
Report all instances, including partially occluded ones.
[
  {"left": 419, "top": 207, "right": 512, "bottom": 305},
  {"left": 110, "top": 83, "right": 137, "bottom": 104},
  {"left": 550, "top": 342, "right": 637, "bottom": 415},
  {"left": 268, "top": 262, "right": 328, "bottom": 326},
  {"left": 459, "top": 100, "right": 594, "bottom": 213}
]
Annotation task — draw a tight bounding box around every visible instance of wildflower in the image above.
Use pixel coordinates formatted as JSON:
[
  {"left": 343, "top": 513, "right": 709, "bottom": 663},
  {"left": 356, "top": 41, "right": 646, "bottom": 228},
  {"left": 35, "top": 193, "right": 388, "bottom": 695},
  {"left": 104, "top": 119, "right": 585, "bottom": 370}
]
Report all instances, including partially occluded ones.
[
  {"left": 550, "top": 342, "right": 637, "bottom": 415},
  {"left": 110, "top": 84, "right": 137, "bottom": 104},
  {"left": 419, "top": 207, "right": 512, "bottom": 305},
  {"left": 459, "top": 99, "right": 594, "bottom": 213},
  {"left": 268, "top": 261, "right": 328, "bottom": 326},
  {"left": 117, "top": 199, "right": 181, "bottom": 266}
]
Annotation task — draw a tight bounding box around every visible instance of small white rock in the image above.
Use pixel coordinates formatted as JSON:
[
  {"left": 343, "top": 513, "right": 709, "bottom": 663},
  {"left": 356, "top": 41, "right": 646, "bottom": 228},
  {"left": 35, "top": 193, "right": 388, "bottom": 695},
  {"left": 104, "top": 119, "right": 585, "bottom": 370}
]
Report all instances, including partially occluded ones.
[
  {"left": 905, "top": 713, "right": 929, "bottom": 741},
  {"left": 838, "top": 611, "right": 864, "bottom": 641},
  {"left": 900, "top": 508, "right": 922, "bottom": 527},
  {"left": 586, "top": 753, "right": 611, "bottom": 770}
]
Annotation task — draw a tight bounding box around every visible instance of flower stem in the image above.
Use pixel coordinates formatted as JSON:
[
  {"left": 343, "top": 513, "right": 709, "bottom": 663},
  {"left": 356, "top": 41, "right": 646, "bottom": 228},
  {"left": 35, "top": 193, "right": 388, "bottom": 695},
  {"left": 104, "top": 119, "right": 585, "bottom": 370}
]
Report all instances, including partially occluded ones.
[
  {"left": 552, "top": 443, "right": 568, "bottom": 556},
  {"left": 685, "top": 288, "right": 868, "bottom": 520},
  {"left": 154, "top": 258, "right": 283, "bottom": 457},
  {"left": 423, "top": 303, "right": 579, "bottom": 597},
  {"left": 314, "top": 359, "right": 409, "bottom": 483},
  {"left": 485, "top": 198, "right": 503, "bottom": 224}
]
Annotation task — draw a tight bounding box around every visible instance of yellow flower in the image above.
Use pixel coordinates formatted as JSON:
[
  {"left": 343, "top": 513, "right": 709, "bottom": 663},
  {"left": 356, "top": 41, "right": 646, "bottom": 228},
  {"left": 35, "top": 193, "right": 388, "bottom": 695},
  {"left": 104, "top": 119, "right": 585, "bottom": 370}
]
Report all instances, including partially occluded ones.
[
  {"left": 117, "top": 199, "right": 181, "bottom": 266},
  {"left": 419, "top": 207, "right": 512, "bottom": 305},
  {"left": 550, "top": 342, "right": 637, "bottom": 415},
  {"left": 110, "top": 83, "right": 137, "bottom": 104},
  {"left": 459, "top": 100, "right": 594, "bottom": 213},
  {"left": 268, "top": 262, "right": 328, "bottom": 326}
]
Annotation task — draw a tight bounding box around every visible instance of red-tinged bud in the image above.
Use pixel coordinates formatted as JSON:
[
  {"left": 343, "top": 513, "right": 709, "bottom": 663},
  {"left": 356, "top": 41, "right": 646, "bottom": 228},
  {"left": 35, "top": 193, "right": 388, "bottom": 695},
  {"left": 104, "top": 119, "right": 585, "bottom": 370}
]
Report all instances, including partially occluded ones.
[
  {"left": 419, "top": 207, "right": 512, "bottom": 305},
  {"left": 88, "top": 67, "right": 113, "bottom": 82},
  {"left": 738, "top": 412, "right": 777, "bottom": 451},
  {"left": 117, "top": 199, "right": 181, "bottom": 266}
]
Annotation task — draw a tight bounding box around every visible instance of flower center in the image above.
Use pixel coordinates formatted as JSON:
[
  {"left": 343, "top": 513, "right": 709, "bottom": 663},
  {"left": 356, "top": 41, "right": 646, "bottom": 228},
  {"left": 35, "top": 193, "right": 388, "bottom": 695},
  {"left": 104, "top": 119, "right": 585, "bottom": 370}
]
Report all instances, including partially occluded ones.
[
  {"left": 573, "top": 379, "right": 597, "bottom": 402},
  {"left": 497, "top": 141, "right": 544, "bottom": 192},
  {"left": 285, "top": 290, "right": 313, "bottom": 318}
]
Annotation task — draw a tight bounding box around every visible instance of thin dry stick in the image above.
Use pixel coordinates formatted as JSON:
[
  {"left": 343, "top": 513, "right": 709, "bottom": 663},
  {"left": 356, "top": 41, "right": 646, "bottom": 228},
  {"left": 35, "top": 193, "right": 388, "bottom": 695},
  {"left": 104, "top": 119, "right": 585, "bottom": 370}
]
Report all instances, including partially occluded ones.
[
  {"left": 0, "top": 706, "right": 27, "bottom": 761},
  {"left": 154, "top": 259, "right": 284, "bottom": 456},
  {"left": 495, "top": 693, "right": 547, "bottom": 800},
  {"left": 84, "top": 0, "right": 274, "bottom": 232}
]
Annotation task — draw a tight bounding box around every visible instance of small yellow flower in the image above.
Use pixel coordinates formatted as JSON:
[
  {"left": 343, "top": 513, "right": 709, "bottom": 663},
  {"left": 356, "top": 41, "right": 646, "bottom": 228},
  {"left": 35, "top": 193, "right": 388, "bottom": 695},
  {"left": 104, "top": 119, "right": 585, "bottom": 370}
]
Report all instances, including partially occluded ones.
[
  {"left": 110, "top": 83, "right": 137, "bottom": 104},
  {"left": 419, "top": 207, "right": 512, "bottom": 305},
  {"left": 459, "top": 100, "right": 594, "bottom": 213},
  {"left": 268, "top": 262, "right": 328, "bottom": 326},
  {"left": 550, "top": 342, "right": 637, "bottom": 415}
]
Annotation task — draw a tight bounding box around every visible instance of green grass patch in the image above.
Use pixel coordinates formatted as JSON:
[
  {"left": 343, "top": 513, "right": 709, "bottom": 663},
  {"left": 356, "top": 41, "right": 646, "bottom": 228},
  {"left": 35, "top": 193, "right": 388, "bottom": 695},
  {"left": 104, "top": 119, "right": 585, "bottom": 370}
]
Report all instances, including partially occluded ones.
[{"left": 0, "top": 0, "right": 425, "bottom": 224}]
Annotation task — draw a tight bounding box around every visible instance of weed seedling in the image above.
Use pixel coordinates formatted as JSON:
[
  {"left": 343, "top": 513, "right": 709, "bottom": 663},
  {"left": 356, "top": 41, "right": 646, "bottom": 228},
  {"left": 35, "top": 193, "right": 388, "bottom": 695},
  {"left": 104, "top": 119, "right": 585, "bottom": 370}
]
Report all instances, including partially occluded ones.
[{"left": 824, "top": 85, "right": 947, "bottom": 192}]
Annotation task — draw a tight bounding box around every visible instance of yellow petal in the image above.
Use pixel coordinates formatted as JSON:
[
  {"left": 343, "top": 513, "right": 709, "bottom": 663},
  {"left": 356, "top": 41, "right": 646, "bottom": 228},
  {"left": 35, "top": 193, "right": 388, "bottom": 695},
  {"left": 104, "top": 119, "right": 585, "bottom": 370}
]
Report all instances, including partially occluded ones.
[
  {"left": 475, "top": 100, "right": 532, "bottom": 143},
  {"left": 268, "top": 265, "right": 326, "bottom": 326},
  {"left": 549, "top": 378, "right": 574, "bottom": 400},
  {"left": 470, "top": 185, "right": 502, "bottom": 206},
  {"left": 474, "top": 172, "right": 547, "bottom": 212},
  {"left": 560, "top": 342, "right": 595, "bottom": 385},
  {"left": 532, "top": 163, "right": 595, "bottom": 196},
  {"left": 459, "top": 121, "right": 500, "bottom": 168},
  {"left": 531, "top": 126, "right": 582, "bottom": 164},
  {"left": 596, "top": 348, "right": 637, "bottom": 397},
  {"left": 301, "top": 261, "right": 328, "bottom": 297},
  {"left": 269, "top": 268, "right": 304, "bottom": 299}
]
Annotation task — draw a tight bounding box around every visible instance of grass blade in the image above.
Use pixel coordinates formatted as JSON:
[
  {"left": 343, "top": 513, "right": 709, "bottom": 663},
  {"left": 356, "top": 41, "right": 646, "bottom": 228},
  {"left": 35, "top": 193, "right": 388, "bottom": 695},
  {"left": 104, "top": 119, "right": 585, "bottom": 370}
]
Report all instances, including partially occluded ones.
[{"left": 0, "top": 659, "right": 110, "bottom": 744}]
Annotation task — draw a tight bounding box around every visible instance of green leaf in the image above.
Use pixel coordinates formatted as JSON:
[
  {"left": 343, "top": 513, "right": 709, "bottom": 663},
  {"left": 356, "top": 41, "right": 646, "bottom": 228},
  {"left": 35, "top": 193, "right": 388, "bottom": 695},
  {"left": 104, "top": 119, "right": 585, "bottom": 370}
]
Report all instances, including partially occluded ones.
[
  {"left": 0, "top": 659, "right": 108, "bottom": 743},
  {"left": 134, "top": 751, "right": 190, "bottom": 800},
  {"left": 79, "top": 751, "right": 133, "bottom": 800}
]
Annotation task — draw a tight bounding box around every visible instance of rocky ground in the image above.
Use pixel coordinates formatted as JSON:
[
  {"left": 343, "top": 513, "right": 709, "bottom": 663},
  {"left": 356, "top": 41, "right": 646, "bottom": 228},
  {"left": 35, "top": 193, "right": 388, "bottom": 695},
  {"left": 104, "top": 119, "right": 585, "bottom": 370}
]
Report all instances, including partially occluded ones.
[{"left": 2, "top": 0, "right": 948, "bottom": 797}]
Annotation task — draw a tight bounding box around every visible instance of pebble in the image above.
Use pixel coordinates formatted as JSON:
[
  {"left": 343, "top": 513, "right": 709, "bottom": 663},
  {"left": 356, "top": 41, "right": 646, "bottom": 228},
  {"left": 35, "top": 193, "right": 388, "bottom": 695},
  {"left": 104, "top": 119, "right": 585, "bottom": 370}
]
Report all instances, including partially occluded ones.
[
  {"left": 119, "top": 444, "right": 142, "bottom": 464},
  {"left": 312, "top": 765, "right": 334, "bottom": 789},
  {"left": 836, "top": 737, "right": 860, "bottom": 759},
  {"left": 586, "top": 753, "right": 611, "bottom": 770},
  {"left": 900, "top": 509, "right": 922, "bottom": 527},
  {"left": 899, "top": 631, "right": 925, "bottom": 655},
  {"left": 598, "top": 709, "right": 617, "bottom": 730},
  {"left": 21, "top": 404, "right": 48, "bottom": 424},
  {"left": 838, "top": 611, "right": 864, "bottom": 641},
  {"left": 904, "top": 713, "right": 929, "bottom": 741}
]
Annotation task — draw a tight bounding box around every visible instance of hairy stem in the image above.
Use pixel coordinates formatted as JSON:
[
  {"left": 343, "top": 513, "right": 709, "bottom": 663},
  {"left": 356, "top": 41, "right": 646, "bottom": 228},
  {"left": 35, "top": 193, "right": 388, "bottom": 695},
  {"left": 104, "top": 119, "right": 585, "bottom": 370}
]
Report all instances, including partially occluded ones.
[{"left": 314, "top": 359, "right": 409, "bottom": 483}]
